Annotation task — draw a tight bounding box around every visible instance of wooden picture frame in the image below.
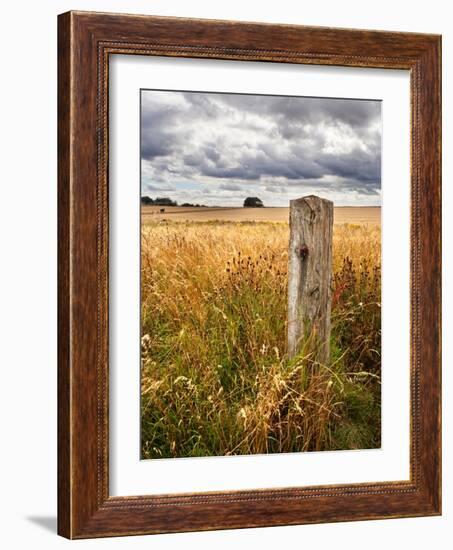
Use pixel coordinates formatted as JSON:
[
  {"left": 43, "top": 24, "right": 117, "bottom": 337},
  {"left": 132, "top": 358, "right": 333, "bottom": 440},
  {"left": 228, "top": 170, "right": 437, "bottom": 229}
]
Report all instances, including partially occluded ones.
[{"left": 58, "top": 10, "right": 441, "bottom": 539}]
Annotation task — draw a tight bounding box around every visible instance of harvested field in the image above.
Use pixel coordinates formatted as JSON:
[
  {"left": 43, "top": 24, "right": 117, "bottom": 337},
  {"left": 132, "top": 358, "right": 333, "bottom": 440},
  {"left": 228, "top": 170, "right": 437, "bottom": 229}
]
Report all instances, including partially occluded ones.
[{"left": 141, "top": 206, "right": 381, "bottom": 226}]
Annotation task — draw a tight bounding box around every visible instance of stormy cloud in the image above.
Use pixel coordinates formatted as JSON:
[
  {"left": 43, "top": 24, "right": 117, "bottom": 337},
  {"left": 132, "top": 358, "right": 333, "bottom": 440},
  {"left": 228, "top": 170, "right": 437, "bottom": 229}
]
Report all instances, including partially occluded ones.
[{"left": 141, "top": 90, "right": 381, "bottom": 206}]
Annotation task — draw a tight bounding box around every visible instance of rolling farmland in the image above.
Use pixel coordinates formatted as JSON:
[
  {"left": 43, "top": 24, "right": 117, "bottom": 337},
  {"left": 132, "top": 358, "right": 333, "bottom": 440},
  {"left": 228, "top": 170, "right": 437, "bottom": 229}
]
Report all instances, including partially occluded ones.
[{"left": 141, "top": 205, "right": 381, "bottom": 225}]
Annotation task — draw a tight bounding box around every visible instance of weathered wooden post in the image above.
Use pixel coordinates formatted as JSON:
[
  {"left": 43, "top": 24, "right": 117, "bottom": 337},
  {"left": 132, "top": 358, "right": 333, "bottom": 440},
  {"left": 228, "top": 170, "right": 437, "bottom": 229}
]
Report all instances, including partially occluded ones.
[{"left": 287, "top": 195, "right": 333, "bottom": 363}]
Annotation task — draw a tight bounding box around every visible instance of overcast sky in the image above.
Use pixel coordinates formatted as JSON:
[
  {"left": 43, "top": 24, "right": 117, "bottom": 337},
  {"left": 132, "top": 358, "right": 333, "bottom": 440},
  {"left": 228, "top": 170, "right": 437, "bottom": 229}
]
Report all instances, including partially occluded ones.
[{"left": 141, "top": 90, "right": 381, "bottom": 207}]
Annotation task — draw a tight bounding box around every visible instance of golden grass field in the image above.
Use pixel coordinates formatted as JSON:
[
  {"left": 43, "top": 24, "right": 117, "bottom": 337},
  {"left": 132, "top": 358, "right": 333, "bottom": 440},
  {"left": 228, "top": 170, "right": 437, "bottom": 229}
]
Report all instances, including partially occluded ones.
[
  {"left": 142, "top": 205, "right": 381, "bottom": 225},
  {"left": 141, "top": 214, "right": 381, "bottom": 459}
]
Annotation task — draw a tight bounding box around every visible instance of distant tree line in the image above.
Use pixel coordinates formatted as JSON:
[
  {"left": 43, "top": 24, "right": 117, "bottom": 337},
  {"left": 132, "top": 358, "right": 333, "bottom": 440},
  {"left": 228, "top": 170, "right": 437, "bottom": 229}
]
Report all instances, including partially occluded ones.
[
  {"left": 141, "top": 196, "right": 177, "bottom": 206},
  {"left": 141, "top": 196, "right": 211, "bottom": 207},
  {"left": 141, "top": 195, "right": 265, "bottom": 207}
]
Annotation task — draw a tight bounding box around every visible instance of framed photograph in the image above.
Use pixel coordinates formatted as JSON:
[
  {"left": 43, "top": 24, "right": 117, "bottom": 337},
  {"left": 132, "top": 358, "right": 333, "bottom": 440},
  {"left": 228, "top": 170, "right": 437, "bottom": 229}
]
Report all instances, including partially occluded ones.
[{"left": 58, "top": 11, "right": 441, "bottom": 538}]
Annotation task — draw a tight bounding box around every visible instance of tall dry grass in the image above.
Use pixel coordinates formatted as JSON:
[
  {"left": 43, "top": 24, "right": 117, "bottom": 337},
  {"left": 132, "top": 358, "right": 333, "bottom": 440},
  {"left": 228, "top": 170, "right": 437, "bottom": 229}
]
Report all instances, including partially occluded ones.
[{"left": 141, "top": 221, "right": 381, "bottom": 458}]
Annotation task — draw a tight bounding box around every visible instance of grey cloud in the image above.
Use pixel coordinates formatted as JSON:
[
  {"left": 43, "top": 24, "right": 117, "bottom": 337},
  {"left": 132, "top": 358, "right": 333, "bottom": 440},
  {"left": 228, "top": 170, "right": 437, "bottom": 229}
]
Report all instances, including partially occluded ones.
[
  {"left": 219, "top": 183, "right": 243, "bottom": 191},
  {"left": 182, "top": 93, "right": 220, "bottom": 118},
  {"left": 205, "top": 146, "right": 221, "bottom": 163},
  {"left": 141, "top": 89, "right": 381, "bottom": 206},
  {"left": 319, "top": 149, "right": 381, "bottom": 185},
  {"left": 143, "top": 183, "right": 175, "bottom": 192},
  {"left": 183, "top": 152, "right": 204, "bottom": 166},
  {"left": 141, "top": 133, "right": 173, "bottom": 159},
  {"left": 216, "top": 94, "right": 380, "bottom": 130}
]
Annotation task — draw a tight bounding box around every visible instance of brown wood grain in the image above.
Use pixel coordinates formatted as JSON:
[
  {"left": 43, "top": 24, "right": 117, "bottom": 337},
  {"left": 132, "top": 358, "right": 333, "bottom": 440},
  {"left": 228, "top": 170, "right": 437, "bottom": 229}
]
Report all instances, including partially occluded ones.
[
  {"left": 57, "top": 11, "right": 71, "bottom": 538},
  {"left": 287, "top": 196, "right": 333, "bottom": 361},
  {"left": 57, "top": 10, "right": 441, "bottom": 539}
]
